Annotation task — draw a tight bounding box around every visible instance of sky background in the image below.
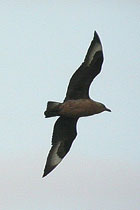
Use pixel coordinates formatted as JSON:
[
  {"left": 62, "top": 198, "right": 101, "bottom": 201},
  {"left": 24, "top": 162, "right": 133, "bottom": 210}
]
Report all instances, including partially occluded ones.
[{"left": 0, "top": 0, "right": 140, "bottom": 209}]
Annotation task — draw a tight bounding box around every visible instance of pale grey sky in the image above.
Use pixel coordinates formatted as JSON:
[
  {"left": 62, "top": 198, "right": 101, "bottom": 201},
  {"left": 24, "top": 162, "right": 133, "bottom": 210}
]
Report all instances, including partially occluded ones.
[{"left": 0, "top": 1, "right": 140, "bottom": 210}]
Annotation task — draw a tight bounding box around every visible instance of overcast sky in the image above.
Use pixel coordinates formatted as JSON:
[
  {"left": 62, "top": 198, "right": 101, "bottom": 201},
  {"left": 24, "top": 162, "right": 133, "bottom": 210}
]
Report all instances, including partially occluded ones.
[{"left": 0, "top": 1, "right": 140, "bottom": 210}]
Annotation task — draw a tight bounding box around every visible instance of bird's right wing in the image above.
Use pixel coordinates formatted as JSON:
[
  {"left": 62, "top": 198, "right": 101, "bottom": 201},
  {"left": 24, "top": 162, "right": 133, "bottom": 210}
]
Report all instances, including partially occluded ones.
[
  {"left": 42, "top": 117, "right": 78, "bottom": 177},
  {"left": 64, "top": 31, "right": 104, "bottom": 101}
]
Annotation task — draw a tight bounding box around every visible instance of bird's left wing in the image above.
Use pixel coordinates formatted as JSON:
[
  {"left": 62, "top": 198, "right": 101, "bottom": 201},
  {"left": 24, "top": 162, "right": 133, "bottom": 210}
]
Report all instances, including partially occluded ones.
[
  {"left": 42, "top": 117, "right": 78, "bottom": 177},
  {"left": 64, "top": 31, "right": 103, "bottom": 101}
]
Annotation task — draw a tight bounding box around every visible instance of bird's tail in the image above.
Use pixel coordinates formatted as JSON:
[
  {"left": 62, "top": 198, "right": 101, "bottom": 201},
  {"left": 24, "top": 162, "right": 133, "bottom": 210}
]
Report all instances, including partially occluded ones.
[{"left": 44, "top": 101, "right": 61, "bottom": 118}]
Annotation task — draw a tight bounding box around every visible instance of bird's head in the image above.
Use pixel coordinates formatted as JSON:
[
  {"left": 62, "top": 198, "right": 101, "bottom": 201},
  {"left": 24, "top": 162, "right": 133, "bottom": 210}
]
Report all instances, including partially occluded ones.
[
  {"left": 96, "top": 102, "right": 111, "bottom": 113},
  {"left": 101, "top": 103, "right": 111, "bottom": 113}
]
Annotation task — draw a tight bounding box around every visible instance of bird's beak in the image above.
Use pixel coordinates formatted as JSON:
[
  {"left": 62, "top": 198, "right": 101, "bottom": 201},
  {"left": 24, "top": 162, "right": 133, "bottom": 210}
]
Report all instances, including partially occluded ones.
[{"left": 105, "top": 107, "right": 111, "bottom": 112}]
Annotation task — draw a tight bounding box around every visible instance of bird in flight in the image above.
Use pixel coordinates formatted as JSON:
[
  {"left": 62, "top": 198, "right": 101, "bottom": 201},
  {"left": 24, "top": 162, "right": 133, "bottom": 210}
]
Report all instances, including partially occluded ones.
[{"left": 42, "top": 31, "right": 111, "bottom": 177}]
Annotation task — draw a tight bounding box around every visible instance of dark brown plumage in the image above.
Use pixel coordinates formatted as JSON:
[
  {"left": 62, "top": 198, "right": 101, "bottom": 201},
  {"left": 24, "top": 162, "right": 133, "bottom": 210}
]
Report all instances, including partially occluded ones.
[{"left": 42, "top": 31, "right": 111, "bottom": 177}]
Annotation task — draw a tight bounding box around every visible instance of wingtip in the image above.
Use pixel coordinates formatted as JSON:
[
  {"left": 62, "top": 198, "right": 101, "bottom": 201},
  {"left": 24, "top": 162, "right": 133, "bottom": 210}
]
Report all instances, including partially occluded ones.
[
  {"left": 42, "top": 161, "right": 59, "bottom": 178},
  {"left": 42, "top": 170, "right": 51, "bottom": 178},
  {"left": 93, "top": 31, "right": 101, "bottom": 43},
  {"left": 94, "top": 30, "right": 97, "bottom": 35},
  {"left": 42, "top": 173, "right": 47, "bottom": 178},
  {"left": 42, "top": 168, "right": 52, "bottom": 178}
]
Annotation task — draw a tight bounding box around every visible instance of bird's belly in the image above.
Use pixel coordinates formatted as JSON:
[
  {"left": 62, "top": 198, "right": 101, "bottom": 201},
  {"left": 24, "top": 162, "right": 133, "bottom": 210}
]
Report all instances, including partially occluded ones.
[{"left": 59, "top": 99, "right": 98, "bottom": 118}]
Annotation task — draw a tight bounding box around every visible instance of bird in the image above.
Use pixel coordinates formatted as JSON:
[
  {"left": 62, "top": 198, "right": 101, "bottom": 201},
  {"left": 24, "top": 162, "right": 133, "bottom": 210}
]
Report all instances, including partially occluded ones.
[{"left": 42, "top": 31, "right": 111, "bottom": 177}]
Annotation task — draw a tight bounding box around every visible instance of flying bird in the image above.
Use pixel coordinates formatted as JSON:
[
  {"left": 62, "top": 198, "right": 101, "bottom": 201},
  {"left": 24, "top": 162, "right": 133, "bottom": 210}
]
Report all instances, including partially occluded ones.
[{"left": 42, "top": 31, "right": 111, "bottom": 177}]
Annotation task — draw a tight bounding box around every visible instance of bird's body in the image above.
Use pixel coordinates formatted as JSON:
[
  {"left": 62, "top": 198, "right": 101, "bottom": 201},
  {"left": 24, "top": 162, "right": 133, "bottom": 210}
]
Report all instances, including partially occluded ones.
[
  {"left": 42, "top": 31, "right": 111, "bottom": 177},
  {"left": 59, "top": 99, "right": 105, "bottom": 117},
  {"left": 45, "top": 99, "right": 108, "bottom": 118}
]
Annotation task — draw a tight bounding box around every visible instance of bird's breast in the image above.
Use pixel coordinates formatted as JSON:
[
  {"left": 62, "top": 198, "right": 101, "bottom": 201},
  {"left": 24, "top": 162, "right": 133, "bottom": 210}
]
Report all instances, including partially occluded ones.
[{"left": 59, "top": 99, "right": 99, "bottom": 118}]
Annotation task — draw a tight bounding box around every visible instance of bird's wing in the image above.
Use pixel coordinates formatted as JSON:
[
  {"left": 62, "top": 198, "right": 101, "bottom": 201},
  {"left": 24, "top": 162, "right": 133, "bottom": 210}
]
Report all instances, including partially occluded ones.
[
  {"left": 42, "top": 117, "right": 78, "bottom": 177},
  {"left": 64, "top": 31, "right": 104, "bottom": 101}
]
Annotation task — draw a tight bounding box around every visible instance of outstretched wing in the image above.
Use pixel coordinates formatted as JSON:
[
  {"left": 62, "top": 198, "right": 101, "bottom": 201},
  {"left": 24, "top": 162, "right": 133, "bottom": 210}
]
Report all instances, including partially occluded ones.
[
  {"left": 42, "top": 117, "right": 78, "bottom": 177},
  {"left": 64, "top": 31, "right": 104, "bottom": 101}
]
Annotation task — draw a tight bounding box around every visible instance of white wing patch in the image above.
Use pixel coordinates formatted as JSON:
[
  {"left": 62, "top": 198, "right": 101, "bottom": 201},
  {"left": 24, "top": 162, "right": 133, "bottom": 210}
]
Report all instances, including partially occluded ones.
[
  {"left": 86, "top": 42, "right": 102, "bottom": 67},
  {"left": 50, "top": 142, "right": 62, "bottom": 167}
]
